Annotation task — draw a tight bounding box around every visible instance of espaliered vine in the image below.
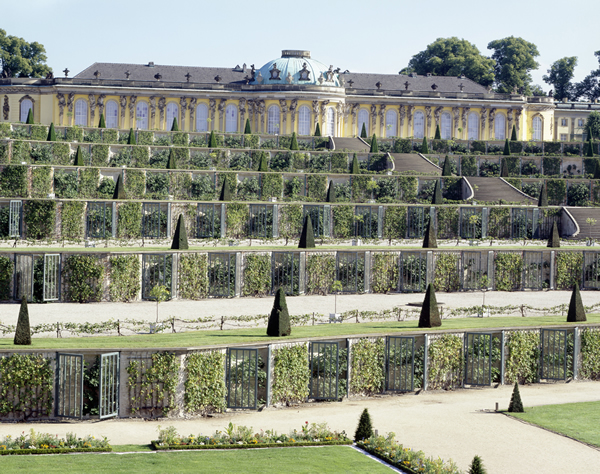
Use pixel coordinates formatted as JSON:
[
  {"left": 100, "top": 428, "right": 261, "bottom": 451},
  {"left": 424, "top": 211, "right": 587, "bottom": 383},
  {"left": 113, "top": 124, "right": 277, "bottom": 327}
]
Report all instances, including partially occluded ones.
[
  {"left": 350, "top": 338, "right": 385, "bottom": 395},
  {"left": 127, "top": 352, "right": 179, "bottom": 415},
  {"left": 184, "top": 351, "right": 226, "bottom": 415},
  {"left": 271, "top": 344, "right": 310, "bottom": 405}
]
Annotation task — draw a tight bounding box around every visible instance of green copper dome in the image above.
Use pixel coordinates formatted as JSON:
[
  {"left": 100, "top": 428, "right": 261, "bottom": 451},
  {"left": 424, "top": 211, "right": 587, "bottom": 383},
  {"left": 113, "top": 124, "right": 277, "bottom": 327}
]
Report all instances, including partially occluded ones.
[{"left": 254, "top": 50, "right": 340, "bottom": 87}]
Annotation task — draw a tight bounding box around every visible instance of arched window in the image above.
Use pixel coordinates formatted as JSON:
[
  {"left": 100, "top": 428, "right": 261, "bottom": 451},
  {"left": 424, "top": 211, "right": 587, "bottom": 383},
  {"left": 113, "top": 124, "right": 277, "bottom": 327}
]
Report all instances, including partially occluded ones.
[
  {"left": 267, "top": 105, "right": 280, "bottom": 135},
  {"left": 441, "top": 113, "right": 452, "bottom": 140},
  {"left": 166, "top": 103, "right": 178, "bottom": 131},
  {"left": 468, "top": 112, "right": 479, "bottom": 140},
  {"left": 225, "top": 104, "right": 238, "bottom": 133},
  {"left": 413, "top": 111, "right": 424, "bottom": 139},
  {"left": 20, "top": 99, "right": 33, "bottom": 123},
  {"left": 196, "top": 103, "right": 208, "bottom": 132},
  {"left": 105, "top": 100, "right": 119, "bottom": 129},
  {"left": 326, "top": 107, "right": 335, "bottom": 137},
  {"left": 532, "top": 116, "right": 542, "bottom": 140},
  {"left": 298, "top": 105, "right": 311, "bottom": 135},
  {"left": 75, "top": 99, "right": 88, "bottom": 127},
  {"left": 495, "top": 114, "right": 506, "bottom": 140},
  {"left": 136, "top": 101, "right": 148, "bottom": 130},
  {"left": 358, "top": 109, "right": 369, "bottom": 136},
  {"left": 385, "top": 110, "right": 397, "bottom": 138}
]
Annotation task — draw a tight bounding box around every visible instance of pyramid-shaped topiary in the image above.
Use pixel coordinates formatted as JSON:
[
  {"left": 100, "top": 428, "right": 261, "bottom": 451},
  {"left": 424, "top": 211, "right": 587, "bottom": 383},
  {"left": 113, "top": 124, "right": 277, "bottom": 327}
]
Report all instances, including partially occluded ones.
[
  {"left": 508, "top": 382, "right": 524, "bottom": 412},
  {"left": 567, "top": 283, "right": 586, "bottom": 322},
  {"left": 511, "top": 124, "right": 518, "bottom": 141},
  {"left": 314, "top": 123, "right": 321, "bottom": 137},
  {"left": 441, "top": 156, "right": 452, "bottom": 176},
  {"left": 171, "top": 117, "right": 179, "bottom": 132},
  {"left": 418, "top": 283, "right": 441, "bottom": 327},
  {"left": 25, "top": 108, "right": 34, "bottom": 124},
  {"left": 113, "top": 174, "right": 126, "bottom": 199},
  {"left": 219, "top": 178, "right": 231, "bottom": 201},
  {"left": 257, "top": 152, "right": 268, "bottom": 172},
  {"left": 538, "top": 181, "right": 548, "bottom": 207},
  {"left": 98, "top": 113, "right": 106, "bottom": 128},
  {"left": 586, "top": 138, "right": 595, "bottom": 157},
  {"left": 208, "top": 130, "right": 218, "bottom": 148},
  {"left": 47, "top": 122, "right": 57, "bottom": 142},
  {"left": 360, "top": 123, "right": 367, "bottom": 138},
  {"left": 289, "top": 132, "right": 299, "bottom": 150},
  {"left": 166, "top": 148, "right": 176, "bottom": 170},
  {"left": 326, "top": 181, "right": 336, "bottom": 203},
  {"left": 354, "top": 408, "right": 374, "bottom": 442},
  {"left": 74, "top": 145, "right": 84, "bottom": 166},
  {"left": 503, "top": 138, "right": 511, "bottom": 156},
  {"left": 422, "top": 217, "right": 438, "bottom": 248},
  {"left": 171, "top": 214, "right": 189, "bottom": 250},
  {"left": 547, "top": 221, "right": 560, "bottom": 248},
  {"left": 431, "top": 180, "right": 443, "bottom": 206},
  {"left": 127, "top": 128, "right": 136, "bottom": 145},
  {"left": 421, "top": 137, "right": 429, "bottom": 154},
  {"left": 266, "top": 288, "right": 291, "bottom": 337},
  {"left": 434, "top": 124, "right": 441, "bottom": 140},
  {"left": 298, "top": 215, "right": 315, "bottom": 249},
  {"left": 594, "top": 159, "right": 600, "bottom": 180},
  {"left": 351, "top": 153, "right": 360, "bottom": 174},
  {"left": 14, "top": 296, "right": 32, "bottom": 345},
  {"left": 370, "top": 134, "right": 379, "bottom": 153},
  {"left": 468, "top": 455, "right": 487, "bottom": 474},
  {"left": 500, "top": 159, "right": 509, "bottom": 177},
  {"left": 244, "top": 118, "right": 251, "bottom": 134}
]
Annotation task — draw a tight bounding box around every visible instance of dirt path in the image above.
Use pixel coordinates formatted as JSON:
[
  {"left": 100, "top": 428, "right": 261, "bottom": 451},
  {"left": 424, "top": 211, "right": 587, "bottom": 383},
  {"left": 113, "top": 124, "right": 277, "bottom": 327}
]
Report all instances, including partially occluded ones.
[{"left": 2, "top": 381, "right": 599, "bottom": 473}]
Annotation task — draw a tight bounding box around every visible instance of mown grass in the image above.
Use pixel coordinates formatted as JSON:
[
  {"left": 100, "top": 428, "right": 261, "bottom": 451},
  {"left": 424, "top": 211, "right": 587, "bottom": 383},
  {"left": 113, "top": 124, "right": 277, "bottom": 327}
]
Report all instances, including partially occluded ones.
[
  {"left": 2, "top": 314, "right": 599, "bottom": 350},
  {"left": 507, "top": 401, "right": 600, "bottom": 448},
  {"left": 0, "top": 445, "right": 389, "bottom": 473}
]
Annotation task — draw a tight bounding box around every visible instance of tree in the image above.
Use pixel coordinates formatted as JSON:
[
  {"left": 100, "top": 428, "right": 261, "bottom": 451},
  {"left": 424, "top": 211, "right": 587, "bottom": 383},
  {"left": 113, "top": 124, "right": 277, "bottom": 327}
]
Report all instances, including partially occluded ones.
[
  {"left": 469, "top": 455, "right": 487, "bottom": 474},
  {"left": 314, "top": 123, "right": 321, "bottom": 137},
  {"left": 113, "top": 174, "right": 126, "bottom": 199},
  {"left": 74, "top": 145, "right": 84, "bottom": 166},
  {"left": 488, "top": 36, "right": 540, "bottom": 95},
  {"left": 360, "top": 123, "right": 367, "bottom": 138},
  {"left": 422, "top": 215, "right": 438, "bottom": 247},
  {"left": 266, "top": 288, "right": 291, "bottom": 337},
  {"left": 25, "top": 108, "right": 33, "bottom": 124},
  {"left": 354, "top": 408, "right": 373, "bottom": 442},
  {"left": 369, "top": 134, "right": 378, "bottom": 153},
  {"left": 401, "top": 37, "right": 495, "bottom": 87},
  {"left": 500, "top": 159, "right": 509, "bottom": 177},
  {"left": 538, "top": 182, "right": 548, "bottom": 207},
  {"left": 127, "top": 128, "right": 136, "bottom": 145},
  {"left": 441, "top": 156, "right": 453, "bottom": 176},
  {"left": 0, "top": 29, "right": 52, "bottom": 78},
  {"left": 503, "top": 139, "right": 511, "bottom": 156},
  {"left": 567, "top": 283, "right": 586, "bottom": 322},
  {"left": 586, "top": 111, "right": 600, "bottom": 140},
  {"left": 418, "top": 284, "right": 441, "bottom": 328},
  {"left": 289, "top": 132, "right": 299, "bottom": 150},
  {"left": 219, "top": 178, "right": 231, "bottom": 201},
  {"left": 326, "top": 181, "right": 336, "bottom": 203},
  {"left": 171, "top": 214, "right": 189, "bottom": 250},
  {"left": 508, "top": 382, "right": 524, "bottom": 412},
  {"left": 510, "top": 125, "right": 518, "bottom": 141},
  {"left": 46, "top": 122, "right": 57, "bottom": 142},
  {"left": 434, "top": 124, "right": 441, "bottom": 140},
  {"left": 208, "top": 130, "right": 218, "bottom": 148},
  {"left": 543, "top": 57, "right": 578, "bottom": 101},
  {"left": 547, "top": 221, "right": 560, "bottom": 248},
  {"left": 149, "top": 284, "right": 169, "bottom": 324},
  {"left": 298, "top": 215, "right": 315, "bottom": 249},
  {"left": 573, "top": 51, "right": 600, "bottom": 102},
  {"left": 170, "top": 117, "right": 179, "bottom": 132},
  {"left": 257, "top": 152, "right": 268, "bottom": 172},
  {"left": 166, "top": 148, "right": 177, "bottom": 170},
  {"left": 14, "top": 296, "right": 31, "bottom": 345},
  {"left": 98, "top": 113, "right": 106, "bottom": 128},
  {"left": 530, "top": 84, "right": 546, "bottom": 97},
  {"left": 421, "top": 137, "right": 429, "bottom": 154},
  {"left": 431, "top": 180, "right": 443, "bottom": 205},
  {"left": 244, "top": 118, "right": 252, "bottom": 134},
  {"left": 351, "top": 153, "right": 360, "bottom": 174}
]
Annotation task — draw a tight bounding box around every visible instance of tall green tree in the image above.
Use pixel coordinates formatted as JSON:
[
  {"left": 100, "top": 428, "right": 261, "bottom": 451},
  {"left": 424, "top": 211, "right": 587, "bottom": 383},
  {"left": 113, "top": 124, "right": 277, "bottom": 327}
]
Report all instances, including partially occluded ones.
[
  {"left": 0, "top": 29, "right": 52, "bottom": 78},
  {"left": 573, "top": 51, "right": 600, "bottom": 102},
  {"left": 487, "top": 36, "right": 540, "bottom": 94},
  {"left": 543, "top": 56, "right": 578, "bottom": 101},
  {"left": 586, "top": 111, "right": 600, "bottom": 140},
  {"left": 401, "top": 37, "right": 495, "bottom": 87}
]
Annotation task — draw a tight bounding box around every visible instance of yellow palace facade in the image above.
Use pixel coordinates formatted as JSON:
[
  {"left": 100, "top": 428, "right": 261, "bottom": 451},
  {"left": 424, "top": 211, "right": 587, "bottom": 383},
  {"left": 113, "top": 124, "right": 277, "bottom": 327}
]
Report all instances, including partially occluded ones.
[{"left": 1, "top": 49, "right": 596, "bottom": 142}]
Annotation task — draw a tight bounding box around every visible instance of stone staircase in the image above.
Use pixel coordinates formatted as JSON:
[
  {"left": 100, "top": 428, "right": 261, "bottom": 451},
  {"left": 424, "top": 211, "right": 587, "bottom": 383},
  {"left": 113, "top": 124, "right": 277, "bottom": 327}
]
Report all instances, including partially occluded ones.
[
  {"left": 389, "top": 153, "right": 441, "bottom": 174},
  {"left": 330, "top": 137, "right": 370, "bottom": 152},
  {"left": 563, "top": 207, "right": 600, "bottom": 239},
  {"left": 464, "top": 177, "right": 536, "bottom": 204}
]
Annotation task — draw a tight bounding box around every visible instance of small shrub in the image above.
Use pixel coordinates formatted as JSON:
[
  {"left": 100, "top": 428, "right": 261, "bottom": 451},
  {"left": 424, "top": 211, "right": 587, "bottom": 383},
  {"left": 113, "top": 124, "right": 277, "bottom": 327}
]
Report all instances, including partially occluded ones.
[{"left": 354, "top": 408, "right": 373, "bottom": 442}]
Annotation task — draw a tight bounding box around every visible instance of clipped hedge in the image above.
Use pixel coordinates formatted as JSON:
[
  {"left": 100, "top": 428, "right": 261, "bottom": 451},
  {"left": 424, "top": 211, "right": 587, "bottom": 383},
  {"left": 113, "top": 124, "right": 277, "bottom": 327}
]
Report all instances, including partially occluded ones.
[
  {"left": 109, "top": 255, "right": 140, "bottom": 302},
  {"left": 271, "top": 344, "right": 310, "bottom": 405},
  {"left": 184, "top": 351, "right": 226, "bottom": 415},
  {"left": 242, "top": 253, "right": 271, "bottom": 296},
  {"left": 350, "top": 338, "right": 385, "bottom": 395},
  {"left": 63, "top": 254, "right": 104, "bottom": 302},
  {"left": 427, "top": 334, "right": 463, "bottom": 390},
  {"left": 178, "top": 253, "right": 209, "bottom": 299},
  {"left": 505, "top": 330, "right": 540, "bottom": 384}
]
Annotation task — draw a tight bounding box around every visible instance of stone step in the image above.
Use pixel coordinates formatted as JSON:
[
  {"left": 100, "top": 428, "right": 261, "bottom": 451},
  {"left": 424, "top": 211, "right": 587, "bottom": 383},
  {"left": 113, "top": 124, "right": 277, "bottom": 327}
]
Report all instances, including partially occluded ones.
[
  {"left": 465, "top": 177, "right": 536, "bottom": 204},
  {"left": 389, "top": 153, "right": 441, "bottom": 174}
]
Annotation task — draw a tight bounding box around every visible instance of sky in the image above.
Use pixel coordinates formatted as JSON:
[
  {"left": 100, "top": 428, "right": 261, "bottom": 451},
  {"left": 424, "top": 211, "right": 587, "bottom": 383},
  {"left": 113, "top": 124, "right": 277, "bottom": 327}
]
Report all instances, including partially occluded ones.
[{"left": 3, "top": 0, "right": 599, "bottom": 92}]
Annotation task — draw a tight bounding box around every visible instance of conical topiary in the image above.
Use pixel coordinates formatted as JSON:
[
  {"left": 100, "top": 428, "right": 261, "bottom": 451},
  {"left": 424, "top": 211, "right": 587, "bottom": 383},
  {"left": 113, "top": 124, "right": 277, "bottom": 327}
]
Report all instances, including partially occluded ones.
[
  {"left": 511, "top": 124, "right": 518, "bottom": 141},
  {"left": 422, "top": 217, "right": 437, "bottom": 248},
  {"left": 508, "top": 382, "right": 524, "bottom": 413},
  {"left": 314, "top": 123, "right": 321, "bottom": 137},
  {"left": 14, "top": 296, "right": 31, "bottom": 345},
  {"left": 171, "top": 117, "right": 179, "bottom": 132},
  {"left": 503, "top": 138, "right": 511, "bottom": 156},
  {"left": 547, "top": 221, "right": 560, "bottom": 248},
  {"left": 370, "top": 134, "right": 379, "bottom": 153},
  {"left": 171, "top": 214, "right": 189, "bottom": 250},
  {"left": 257, "top": 152, "right": 268, "bottom": 172},
  {"left": 244, "top": 118, "right": 251, "bottom": 134},
  {"left": 98, "top": 113, "right": 106, "bottom": 128},
  {"left": 567, "top": 283, "right": 586, "bottom": 322},
  {"left": 127, "top": 128, "right": 136, "bottom": 145},
  {"left": 354, "top": 408, "right": 374, "bottom": 442},
  {"left": 441, "top": 156, "right": 452, "bottom": 176},
  {"left": 538, "top": 182, "right": 548, "bottom": 207},
  {"left": 219, "top": 178, "right": 231, "bottom": 201},
  {"left": 418, "top": 283, "right": 441, "bottom": 327},
  {"left": 289, "top": 132, "right": 299, "bottom": 150},
  {"left": 360, "top": 122, "right": 367, "bottom": 138},
  {"left": 500, "top": 159, "right": 509, "bottom": 177},
  {"left": 586, "top": 138, "right": 594, "bottom": 157},
  {"left": 208, "top": 130, "right": 218, "bottom": 148},
  {"left": 25, "top": 108, "right": 34, "bottom": 124},
  {"left": 326, "top": 181, "right": 336, "bottom": 203},
  {"left": 421, "top": 137, "right": 429, "bottom": 154},
  {"left": 434, "top": 124, "right": 441, "bottom": 140},
  {"left": 432, "top": 180, "right": 443, "bottom": 205},
  {"left": 166, "top": 148, "right": 176, "bottom": 170},
  {"left": 47, "top": 122, "right": 57, "bottom": 142},
  {"left": 351, "top": 153, "right": 360, "bottom": 174},
  {"left": 298, "top": 215, "right": 315, "bottom": 249},
  {"left": 594, "top": 159, "right": 600, "bottom": 180},
  {"left": 266, "top": 288, "right": 291, "bottom": 337},
  {"left": 468, "top": 455, "right": 487, "bottom": 474},
  {"left": 113, "top": 174, "right": 126, "bottom": 199},
  {"left": 74, "top": 145, "right": 84, "bottom": 166}
]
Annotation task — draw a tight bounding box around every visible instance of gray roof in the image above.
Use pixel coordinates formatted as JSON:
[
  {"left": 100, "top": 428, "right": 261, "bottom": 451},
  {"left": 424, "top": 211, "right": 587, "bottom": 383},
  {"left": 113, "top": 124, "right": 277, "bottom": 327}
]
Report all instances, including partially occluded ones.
[{"left": 342, "top": 72, "right": 488, "bottom": 94}]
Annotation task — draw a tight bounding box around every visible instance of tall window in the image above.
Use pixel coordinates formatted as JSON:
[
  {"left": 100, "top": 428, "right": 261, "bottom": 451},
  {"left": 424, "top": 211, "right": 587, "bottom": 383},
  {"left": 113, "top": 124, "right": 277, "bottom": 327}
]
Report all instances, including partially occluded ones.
[
  {"left": 196, "top": 103, "right": 208, "bottom": 132},
  {"left": 532, "top": 116, "right": 542, "bottom": 140},
  {"left": 326, "top": 107, "right": 335, "bottom": 137},
  {"left": 225, "top": 104, "right": 238, "bottom": 133},
  {"left": 267, "top": 105, "right": 280, "bottom": 135},
  {"left": 441, "top": 112, "right": 452, "bottom": 139},
  {"left": 385, "top": 110, "right": 397, "bottom": 137},
  {"left": 468, "top": 112, "right": 479, "bottom": 140},
  {"left": 105, "top": 100, "right": 119, "bottom": 128},
  {"left": 166, "top": 103, "right": 178, "bottom": 131},
  {"left": 413, "top": 111, "right": 424, "bottom": 139},
  {"left": 495, "top": 114, "right": 506, "bottom": 140},
  {"left": 358, "top": 109, "right": 369, "bottom": 136},
  {"left": 298, "top": 105, "right": 311, "bottom": 135},
  {"left": 561, "top": 118, "right": 567, "bottom": 127},
  {"left": 20, "top": 99, "right": 33, "bottom": 122},
  {"left": 75, "top": 99, "right": 88, "bottom": 126},
  {"left": 136, "top": 101, "right": 148, "bottom": 130}
]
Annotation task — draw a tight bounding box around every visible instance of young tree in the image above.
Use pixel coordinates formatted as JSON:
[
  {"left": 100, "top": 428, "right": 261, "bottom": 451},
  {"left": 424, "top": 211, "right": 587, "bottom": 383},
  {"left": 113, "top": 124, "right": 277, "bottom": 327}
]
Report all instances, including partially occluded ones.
[
  {"left": 46, "top": 122, "right": 57, "bottom": 142},
  {"left": 74, "top": 145, "right": 84, "bottom": 166},
  {"left": 171, "top": 214, "right": 189, "bottom": 250},
  {"left": 503, "top": 138, "right": 511, "bottom": 156},
  {"left": 567, "top": 283, "right": 586, "bottom": 322},
  {"left": 351, "top": 153, "right": 360, "bottom": 174},
  {"left": 257, "top": 152, "right": 268, "bottom": 172},
  {"left": 538, "top": 182, "right": 548, "bottom": 207},
  {"left": 208, "top": 130, "right": 218, "bottom": 148},
  {"left": 434, "top": 124, "right": 441, "bottom": 140},
  {"left": 266, "top": 288, "right": 291, "bottom": 337},
  {"left": 14, "top": 296, "right": 31, "bottom": 345},
  {"left": 441, "top": 156, "right": 453, "bottom": 176},
  {"left": 431, "top": 180, "right": 443, "bottom": 205},
  {"left": 543, "top": 57, "right": 578, "bottom": 101},
  {"left": 422, "top": 215, "right": 438, "bottom": 247},
  {"left": 508, "top": 382, "right": 524, "bottom": 412},
  {"left": 127, "top": 128, "right": 136, "bottom": 145},
  {"left": 421, "top": 137, "right": 429, "bottom": 154},
  {"left": 500, "top": 159, "right": 509, "bottom": 177},
  {"left": 0, "top": 29, "right": 52, "bottom": 78},
  {"left": 488, "top": 36, "right": 540, "bottom": 94},
  {"left": 244, "top": 118, "right": 252, "bottom": 134},
  {"left": 98, "top": 113, "right": 106, "bottom": 128},
  {"left": 469, "top": 455, "right": 487, "bottom": 474},
  {"left": 314, "top": 123, "right": 321, "bottom": 137},
  {"left": 149, "top": 284, "right": 169, "bottom": 323},
  {"left": 360, "top": 122, "right": 367, "bottom": 138},
  {"left": 289, "top": 132, "right": 299, "bottom": 150},
  {"left": 586, "top": 111, "right": 600, "bottom": 140},
  {"left": 170, "top": 117, "right": 179, "bottom": 132},
  {"left": 369, "top": 134, "right": 379, "bottom": 153},
  {"left": 354, "top": 408, "right": 374, "bottom": 442},
  {"left": 298, "top": 215, "right": 315, "bottom": 249},
  {"left": 510, "top": 125, "right": 518, "bottom": 141},
  {"left": 326, "top": 181, "right": 336, "bottom": 203},
  {"left": 166, "top": 148, "right": 177, "bottom": 169},
  {"left": 418, "top": 283, "right": 441, "bottom": 328},
  {"left": 219, "top": 178, "right": 231, "bottom": 201}
]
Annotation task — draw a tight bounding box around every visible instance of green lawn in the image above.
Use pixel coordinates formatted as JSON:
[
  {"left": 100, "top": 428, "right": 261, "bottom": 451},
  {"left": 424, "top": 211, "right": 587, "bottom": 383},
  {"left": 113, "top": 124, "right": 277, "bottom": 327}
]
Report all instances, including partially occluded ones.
[
  {"left": 0, "top": 445, "right": 389, "bottom": 473},
  {"left": 2, "top": 314, "right": 599, "bottom": 350},
  {"left": 508, "top": 401, "right": 600, "bottom": 448}
]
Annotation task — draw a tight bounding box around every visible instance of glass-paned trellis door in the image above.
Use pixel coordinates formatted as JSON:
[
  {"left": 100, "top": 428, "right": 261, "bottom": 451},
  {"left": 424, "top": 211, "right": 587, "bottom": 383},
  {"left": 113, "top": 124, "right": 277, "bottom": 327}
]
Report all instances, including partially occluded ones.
[
  {"left": 309, "top": 342, "right": 339, "bottom": 400},
  {"left": 464, "top": 333, "right": 492, "bottom": 386},
  {"left": 386, "top": 336, "right": 415, "bottom": 392},
  {"left": 226, "top": 348, "right": 258, "bottom": 409},
  {"left": 99, "top": 352, "right": 120, "bottom": 419},
  {"left": 55, "top": 353, "right": 84, "bottom": 419}
]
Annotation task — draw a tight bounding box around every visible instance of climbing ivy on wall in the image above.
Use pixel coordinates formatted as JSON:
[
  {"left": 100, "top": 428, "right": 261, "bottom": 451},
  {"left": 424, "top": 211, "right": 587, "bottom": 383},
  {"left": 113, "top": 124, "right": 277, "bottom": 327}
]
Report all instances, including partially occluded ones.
[
  {"left": 556, "top": 252, "right": 583, "bottom": 290},
  {"left": 580, "top": 328, "right": 600, "bottom": 380},
  {"left": 24, "top": 200, "right": 56, "bottom": 240},
  {"left": 505, "top": 330, "right": 540, "bottom": 384},
  {"left": 53, "top": 170, "right": 78, "bottom": 198},
  {"left": 242, "top": 253, "right": 271, "bottom": 296},
  {"left": 397, "top": 176, "right": 418, "bottom": 201},
  {"left": 306, "top": 174, "right": 326, "bottom": 201},
  {"left": 52, "top": 142, "right": 71, "bottom": 165},
  {"left": 350, "top": 338, "right": 385, "bottom": 395},
  {"left": 125, "top": 169, "right": 146, "bottom": 199},
  {"left": 371, "top": 253, "right": 399, "bottom": 294},
  {"left": 178, "top": 253, "right": 209, "bottom": 300},
  {"left": 78, "top": 168, "right": 100, "bottom": 198},
  {"left": 127, "top": 352, "right": 178, "bottom": 415},
  {"left": 427, "top": 334, "right": 463, "bottom": 390},
  {"left": 433, "top": 252, "right": 460, "bottom": 292},
  {"left": 272, "top": 344, "right": 310, "bottom": 405},
  {"left": 0, "top": 255, "right": 14, "bottom": 300},
  {"left": 109, "top": 255, "right": 140, "bottom": 302},
  {"left": 382, "top": 206, "right": 406, "bottom": 242},
  {"left": 494, "top": 252, "right": 523, "bottom": 291},
  {"left": 261, "top": 173, "right": 283, "bottom": 200},
  {"left": 546, "top": 179, "right": 566, "bottom": 205},
  {"left": 305, "top": 253, "right": 335, "bottom": 295},
  {"left": 60, "top": 201, "right": 84, "bottom": 241},
  {"left": 184, "top": 351, "right": 226, "bottom": 415},
  {"left": 226, "top": 202, "right": 249, "bottom": 239},
  {"left": 0, "top": 165, "right": 28, "bottom": 197},
  {"left": 63, "top": 254, "right": 104, "bottom": 302},
  {"left": 91, "top": 144, "right": 109, "bottom": 167},
  {"left": 117, "top": 202, "right": 142, "bottom": 239},
  {"left": 278, "top": 204, "right": 302, "bottom": 244},
  {"left": 332, "top": 205, "right": 353, "bottom": 238},
  {"left": 31, "top": 167, "right": 52, "bottom": 198},
  {"left": 170, "top": 172, "right": 192, "bottom": 200}
]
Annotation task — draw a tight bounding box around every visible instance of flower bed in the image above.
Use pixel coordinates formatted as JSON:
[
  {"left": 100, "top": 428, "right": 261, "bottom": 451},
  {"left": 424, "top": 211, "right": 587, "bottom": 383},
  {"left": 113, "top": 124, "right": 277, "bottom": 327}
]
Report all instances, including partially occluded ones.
[
  {"left": 357, "top": 433, "right": 460, "bottom": 474},
  {"left": 0, "top": 429, "right": 111, "bottom": 455},
  {"left": 152, "top": 422, "right": 351, "bottom": 450}
]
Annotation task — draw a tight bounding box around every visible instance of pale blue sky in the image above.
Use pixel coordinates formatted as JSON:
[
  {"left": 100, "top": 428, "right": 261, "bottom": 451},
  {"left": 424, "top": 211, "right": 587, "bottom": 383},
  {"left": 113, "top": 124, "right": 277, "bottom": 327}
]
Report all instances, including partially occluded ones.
[{"left": 3, "top": 0, "right": 599, "bottom": 91}]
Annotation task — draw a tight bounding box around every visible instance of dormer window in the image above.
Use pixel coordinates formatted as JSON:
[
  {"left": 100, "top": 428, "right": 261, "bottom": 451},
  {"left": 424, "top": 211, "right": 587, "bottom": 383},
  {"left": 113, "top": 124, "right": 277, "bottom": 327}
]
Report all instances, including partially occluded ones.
[
  {"left": 270, "top": 64, "right": 281, "bottom": 80},
  {"left": 299, "top": 63, "right": 311, "bottom": 81}
]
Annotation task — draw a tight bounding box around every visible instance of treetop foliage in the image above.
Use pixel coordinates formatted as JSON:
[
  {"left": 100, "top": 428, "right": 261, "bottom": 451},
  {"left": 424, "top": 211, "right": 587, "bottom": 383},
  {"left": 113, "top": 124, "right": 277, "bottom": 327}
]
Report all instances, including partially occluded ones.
[
  {"left": 487, "top": 36, "right": 540, "bottom": 95},
  {"left": 543, "top": 56, "right": 578, "bottom": 101},
  {"left": 0, "top": 29, "right": 51, "bottom": 78}
]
